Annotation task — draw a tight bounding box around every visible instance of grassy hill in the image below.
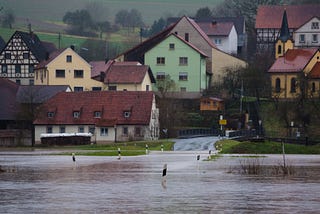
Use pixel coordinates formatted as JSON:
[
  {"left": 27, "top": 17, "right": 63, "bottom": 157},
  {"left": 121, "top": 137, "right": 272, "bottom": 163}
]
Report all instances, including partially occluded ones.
[{"left": 1, "top": 0, "right": 223, "bottom": 27}]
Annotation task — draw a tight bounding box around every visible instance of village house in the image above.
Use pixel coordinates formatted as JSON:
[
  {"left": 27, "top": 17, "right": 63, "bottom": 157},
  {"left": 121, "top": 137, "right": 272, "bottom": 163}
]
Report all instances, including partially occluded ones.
[
  {"left": 33, "top": 91, "right": 159, "bottom": 144},
  {"left": 294, "top": 16, "right": 320, "bottom": 48},
  {"left": 144, "top": 33, "right": 208, "bottom": 93},
  {"left": 255, "top": 4, "right": 320, "bottom": 53},
  {"left": 197, "top": 20, "right": 238, "bottom": 55},
  {"left": 34, "top": 47, "right": 103, "bottom": 91},
  {"left": 117, "top": 16, "right": 247, "bottom": 91},
  {"left": 0, "top": 31, "right": 56, "bottom": 85},
  {"left": 90, "top": 60, "right": 155, "bottom": 91},
  {"left": 200, "top": 97, "right": 224, "bottom": 111}
]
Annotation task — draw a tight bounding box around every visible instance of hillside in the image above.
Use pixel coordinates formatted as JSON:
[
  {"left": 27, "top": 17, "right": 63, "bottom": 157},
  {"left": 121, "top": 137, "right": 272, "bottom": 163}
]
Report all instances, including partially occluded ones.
[{"left": 1, "top": 0, "right": 223, "bottom": 27}]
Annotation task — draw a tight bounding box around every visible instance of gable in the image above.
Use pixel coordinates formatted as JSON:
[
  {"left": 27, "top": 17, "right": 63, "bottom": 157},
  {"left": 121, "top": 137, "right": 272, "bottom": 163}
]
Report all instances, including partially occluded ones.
[{"left": 295, "top": 17, "right": 320, "bottom": 33}]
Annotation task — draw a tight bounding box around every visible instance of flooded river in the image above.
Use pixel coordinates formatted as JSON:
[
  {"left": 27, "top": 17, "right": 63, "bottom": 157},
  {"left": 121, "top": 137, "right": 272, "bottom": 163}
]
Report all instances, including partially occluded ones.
[{"left": 1, "top": 151, "right": 320, "bottom": 213}]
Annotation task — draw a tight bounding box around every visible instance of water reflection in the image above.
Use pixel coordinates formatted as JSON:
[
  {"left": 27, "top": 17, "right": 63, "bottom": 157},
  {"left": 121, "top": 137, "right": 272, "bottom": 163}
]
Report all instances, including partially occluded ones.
[{"left": 0, "top": 153, "right": 320, "bottom": 213}]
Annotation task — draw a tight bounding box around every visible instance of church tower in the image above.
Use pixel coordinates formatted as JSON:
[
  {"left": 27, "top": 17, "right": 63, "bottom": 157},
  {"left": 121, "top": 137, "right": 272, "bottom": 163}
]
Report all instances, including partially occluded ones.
[{"left": 275, "top": 9, "right": 294, "bottom": 59}]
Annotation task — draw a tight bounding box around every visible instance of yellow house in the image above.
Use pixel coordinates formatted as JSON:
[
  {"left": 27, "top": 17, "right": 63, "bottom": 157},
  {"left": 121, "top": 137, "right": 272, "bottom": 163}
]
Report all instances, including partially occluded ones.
[
  {"left": 90, "top": 60, "right": 155, "bottom": 91},
  {"left": 34, "top": 47, "right": 103, "bottom": 91}
]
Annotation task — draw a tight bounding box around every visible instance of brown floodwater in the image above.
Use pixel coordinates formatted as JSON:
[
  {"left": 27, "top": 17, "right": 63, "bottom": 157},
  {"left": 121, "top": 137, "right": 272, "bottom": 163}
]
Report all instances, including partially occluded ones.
[{"left": 0, "top": 151, "right": 320, "bottom": 213}]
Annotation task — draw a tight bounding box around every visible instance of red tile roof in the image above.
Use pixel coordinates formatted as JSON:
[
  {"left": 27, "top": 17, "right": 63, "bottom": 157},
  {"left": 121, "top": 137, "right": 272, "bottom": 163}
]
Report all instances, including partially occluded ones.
[
  {"left": 268, "top": 48, "right": 318, "bottom": 73},
  {"left": 34, "top": 91, "right": 155, "bottom": 126},
  {"left": 91, "top": 60, "right": 154, "bottom": 84},
  {"left": 256, "top": 4, "right": 320, "bottom": 29},
  {"left": 197, "top": 22, "right": 234, "bottom": 36},
  {"left": 104, "top": 63, "right": 150, "bottom": 84},
  {"left": 309, "top": 62, "right": 320, "bottom": 79}
]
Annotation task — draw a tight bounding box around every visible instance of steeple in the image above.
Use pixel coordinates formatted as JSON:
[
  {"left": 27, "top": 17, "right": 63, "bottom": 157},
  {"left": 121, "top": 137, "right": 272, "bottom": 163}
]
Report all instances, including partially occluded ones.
[{"left": 279, "top": 9, "right": 290, "bottom": 42}]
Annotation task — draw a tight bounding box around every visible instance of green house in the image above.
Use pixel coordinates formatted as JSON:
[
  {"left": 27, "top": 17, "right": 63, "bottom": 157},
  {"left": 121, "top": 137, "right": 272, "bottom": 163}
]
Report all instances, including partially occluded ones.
[{"left": 145, "top": 33, "right": 209, "bottom": 93}]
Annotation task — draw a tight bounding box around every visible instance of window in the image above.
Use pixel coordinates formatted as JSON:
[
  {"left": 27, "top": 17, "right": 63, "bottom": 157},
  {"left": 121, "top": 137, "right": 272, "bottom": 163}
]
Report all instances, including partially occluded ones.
[
  {"left": 74, "top": 70, "right": 84, "bottom": 78},
  {"left": 179, "top": 72, "right": 188, "bottom": 81},
  {"left": 94, "top": 111, "right": 101, "bottom": 118},
  {"left": 74, "top": 87, "right": 83, "bottom": 92},
  {"left": 78, "top": 126, "right": 84, "bottom": 133},
  {"left": 2, "top": 65, "right": 7, "bottom": 73},
  {"left": 290, "top": 78, "right": 296, "bottom": 93},
  {"left": 47, "top": 112, "right": 55, "bottom": 118},
  {"left": 146, "top": 85, "right": 150, "bottom": 91},
  {"left": 108, "top": 86, "right": 117, "bottom": 91},
  {"left": 29, "top": 79, "right": 34, "bottom": 85},
  {"left": 277, "top": 45, "right": 282, "bottom": 54},
  {"left": 92, "top": 87, "right": 102, "bottom": 91},
  {"left": 312, "top": 34, "right": 318, "bottom": 43},
  {"left": 60, "top": 126, "right": 65, "bottom": 133},
  {"left": 311, "top": 22, "right": 319, "bottom": 29},
  {"left": 89, "top": 126, "right": 95, "bottom": 134},
  {"left": 16, "top": 80, "right": 21, "bottom": 85},
  {"left": 179, "top": 57, "right": 188, "bottom": 65},
  {"left": 312, "top": 82, "right": 316, "bottom": 93},
  {"left": 15, "top": 65, "right": 21, "bottom": 73},
  {"left": 23, "top": 52, "right": 29, "bottom": 59},
  {"left": 215, "top": 39, "right": 221, "bottom": 45},
  {"left": 275, "top": 78, "right": 281, "bottom": 93},
  {"left": 185, "top": 33, "right": 189, "bottom": 42},
  {"left": 180, "top": 87, "right": 187, "bottom": 92},
  {"left": 5, "top": 52, "right": 11, "bottom": 59},
  {"left": 169, "top": 43, "right": 175, "bottom": 50},
  {"left": 135, "top": 127, "right": 141, "bottom": 136},
  {"left": 56, "top": 69, "right": 65, "bottom": 78},
  {"left": 123, "top": 127, "right": 128, "bottom": 136},
  {"left": 66, "top": 55, "right": 72, "bottom": 62},
  {"left": 47, "top": 126, "right": 53, "bottom": 133},
  {"left": 156, "top": 72, "right": 166, "bottom": 80},
  {"left": 100, "top": 127, "right": 108, "bottom": 136},
  {"left": 156, "top": 57, "right": 165, "bottom": 65},
  {"left": 124, "top": 111, "right": 131, "bottom": 118},
  {"left": 73, "top": 111, "right": 80, "bottom": 118},
  {"left": 299, "top": 34, "right": 305, "bottom": 43}
]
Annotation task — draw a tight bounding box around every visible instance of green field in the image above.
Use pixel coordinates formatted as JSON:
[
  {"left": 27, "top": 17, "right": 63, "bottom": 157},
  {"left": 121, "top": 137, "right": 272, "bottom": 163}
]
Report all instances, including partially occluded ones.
[{"left": 1, "top": 0, "right": 223, "bottom": 26}]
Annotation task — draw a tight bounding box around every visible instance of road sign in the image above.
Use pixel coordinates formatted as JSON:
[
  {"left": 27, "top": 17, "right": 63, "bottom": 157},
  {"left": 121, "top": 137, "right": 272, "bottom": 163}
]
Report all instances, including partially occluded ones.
[{"left": 219, "top": 119, "right": 227, "bottom": 125}]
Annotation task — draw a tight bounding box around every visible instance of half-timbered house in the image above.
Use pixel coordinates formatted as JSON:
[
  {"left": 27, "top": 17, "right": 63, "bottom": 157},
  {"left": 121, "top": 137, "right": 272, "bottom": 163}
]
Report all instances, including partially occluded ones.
[
  {"left": 0, "top": 31, "right": 56, "bottom": 85},
  {"left": 255, "top": 4, "right": 320, "bottom": 53}
]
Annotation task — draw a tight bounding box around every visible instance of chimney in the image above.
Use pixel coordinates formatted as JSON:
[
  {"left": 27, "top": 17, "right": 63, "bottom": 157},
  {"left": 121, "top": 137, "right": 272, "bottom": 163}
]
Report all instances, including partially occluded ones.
[{"left": 70, "top": 45, "right": 75, "bottom": 50}]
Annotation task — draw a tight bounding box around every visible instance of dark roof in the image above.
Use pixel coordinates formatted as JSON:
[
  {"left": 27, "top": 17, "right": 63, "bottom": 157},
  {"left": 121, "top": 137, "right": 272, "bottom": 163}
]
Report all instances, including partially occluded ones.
[
  {"left": 120, "top": 22, "right": 178, "bottom": 63},
  {"left": 279, "top": 10, "right": 291, "bottom": 42},
  {"left": 13, "top": 31, "right": 56, "bottom": 61},
  {"left": 34, "top": 91, "right": 155, "bottom": 126},
  {"left": 0, "top": 36, "right": 5, "bottom": 52},
  {"left": 0, "top": 78, "right": 19, "bottom": 120},
  {"left": 16, "top": 85, "right": 70, "bottom": 103},
  {"left": 255, "top": 4, "right": 320, "bottom": 29}
]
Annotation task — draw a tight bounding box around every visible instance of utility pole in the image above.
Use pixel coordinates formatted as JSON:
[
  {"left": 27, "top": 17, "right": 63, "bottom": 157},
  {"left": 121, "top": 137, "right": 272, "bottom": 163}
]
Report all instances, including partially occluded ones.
[{"left": 240, "top": 80, "right": 243, "bottom": 113}]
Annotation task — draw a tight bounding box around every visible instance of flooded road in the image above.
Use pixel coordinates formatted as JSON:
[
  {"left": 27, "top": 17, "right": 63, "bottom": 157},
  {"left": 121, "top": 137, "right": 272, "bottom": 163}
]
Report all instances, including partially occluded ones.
[{"left": 1, "top": 150, "right": 320, "bottom": 213}]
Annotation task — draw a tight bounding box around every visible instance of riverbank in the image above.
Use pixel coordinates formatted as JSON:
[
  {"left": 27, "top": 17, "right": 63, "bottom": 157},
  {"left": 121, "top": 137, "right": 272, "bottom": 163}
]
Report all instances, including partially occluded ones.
[{"left": 216, "top": 139, "right": 320, "bottom": 154}]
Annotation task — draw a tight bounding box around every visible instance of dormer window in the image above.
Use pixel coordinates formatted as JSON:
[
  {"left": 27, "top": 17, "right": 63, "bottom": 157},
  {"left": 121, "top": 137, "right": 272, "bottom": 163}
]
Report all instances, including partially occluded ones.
[
  {"left": 124, "top": 111, "right": 131, "bottom": 118},
  {"left": 73, "top": 111, "right": 80, "bottom": 118},
  {"left": 47, "top": 112, "right": 55, "bottom": 118},
  {"left": 94, "top": 111, "right": 101, "bottom": 118}
]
